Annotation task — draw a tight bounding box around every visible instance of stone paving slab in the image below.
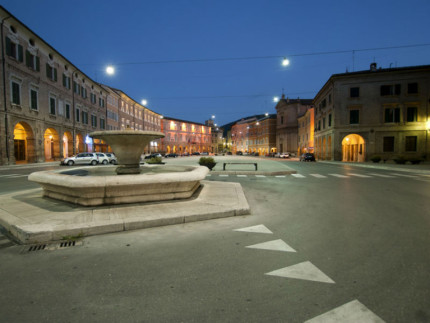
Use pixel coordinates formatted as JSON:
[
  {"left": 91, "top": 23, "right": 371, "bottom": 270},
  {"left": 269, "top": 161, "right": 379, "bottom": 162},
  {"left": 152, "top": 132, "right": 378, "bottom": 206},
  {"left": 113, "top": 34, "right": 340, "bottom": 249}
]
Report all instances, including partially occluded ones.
[{"left": 0, "top": 181, "right": 250, "bottom": 244}]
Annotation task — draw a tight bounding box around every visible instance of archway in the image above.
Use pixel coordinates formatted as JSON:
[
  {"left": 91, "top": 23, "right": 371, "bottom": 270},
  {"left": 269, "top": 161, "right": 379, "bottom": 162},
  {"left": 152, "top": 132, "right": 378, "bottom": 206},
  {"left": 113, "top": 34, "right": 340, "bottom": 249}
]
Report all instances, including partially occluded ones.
[
  {"left": 44, "top": 128, "right": 60, "bottom": 161},
  {"left": 342, "top": 134, "right": 365, "bottom": 162},
  {"left": 13, "top": 122, "right": 35, "bottom": 163},
  {"left": 166, "top": 146, "right": 171, "bottom": 154},
  {"left": 76, "top": 133, "right": 84, "bottom": 153},
  {"left": 62, "top": 131, "right": 73, "bottom": 158}
]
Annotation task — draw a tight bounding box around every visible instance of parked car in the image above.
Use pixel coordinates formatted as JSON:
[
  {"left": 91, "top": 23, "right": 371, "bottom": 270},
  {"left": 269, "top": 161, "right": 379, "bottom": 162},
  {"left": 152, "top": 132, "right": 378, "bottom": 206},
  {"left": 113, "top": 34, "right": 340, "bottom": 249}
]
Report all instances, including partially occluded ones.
[
  {"left": 144, "top": 153, "right": 162, "bottom": 159},
  {"left": 279, "top": 152, "right": 289, "bottom": 158},
  {"left": 165, "top": 153, "right": 178, "bottom": 158},
  {"left": 300, "top": 153, "right": 316, "bottom": 162},
  {"left": 192, "top": 152, "right": 200, "bottom": 156},
  {"left": 182, "top": 152, "right": 190, "bottom": 156},
  {"left": 105, "top": 153, "right": 117, "bottom": 164},
  {"left": 61, "top": 153, "right": 99, "bottom": 166},
  {"left": 95, "top": 153, "right": 110, "bottom": 165},
  {"left": 236, "top": 151, "right": 243, "bottom": 155}
]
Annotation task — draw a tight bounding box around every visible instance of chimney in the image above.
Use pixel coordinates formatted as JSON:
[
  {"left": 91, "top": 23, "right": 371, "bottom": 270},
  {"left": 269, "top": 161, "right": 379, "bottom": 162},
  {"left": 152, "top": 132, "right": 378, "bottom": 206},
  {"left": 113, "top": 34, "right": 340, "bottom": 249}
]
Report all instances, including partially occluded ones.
[{"left": 370, "top": 62, "right": 377, "bottom": 71}]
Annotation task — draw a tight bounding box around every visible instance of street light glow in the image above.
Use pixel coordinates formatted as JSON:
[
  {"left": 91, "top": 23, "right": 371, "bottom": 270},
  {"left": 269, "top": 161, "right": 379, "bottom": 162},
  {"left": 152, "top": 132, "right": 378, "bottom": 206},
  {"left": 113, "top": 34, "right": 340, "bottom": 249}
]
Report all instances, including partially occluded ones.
[
  {"left": 106, "top": 65, "right": 115, "bottom": 75},
  {"left": 282, "top": 57, "right": 290, "bottom": 66},
  {"left": 141, "top": 99, "right": 147, "bottom": 106},
  {"left": 273, "top": 96, "right": 279, "bottom": 103},
  {"left": 211, "top": 115, "right": 215, "bottom": 119}
]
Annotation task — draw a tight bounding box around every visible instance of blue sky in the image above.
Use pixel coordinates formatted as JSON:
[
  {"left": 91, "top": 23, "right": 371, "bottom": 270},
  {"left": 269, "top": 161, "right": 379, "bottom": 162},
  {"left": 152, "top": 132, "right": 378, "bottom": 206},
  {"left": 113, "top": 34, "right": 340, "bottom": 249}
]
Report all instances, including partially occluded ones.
[{"left": 3, "top": 0, "right": 430, "bottom": 126}]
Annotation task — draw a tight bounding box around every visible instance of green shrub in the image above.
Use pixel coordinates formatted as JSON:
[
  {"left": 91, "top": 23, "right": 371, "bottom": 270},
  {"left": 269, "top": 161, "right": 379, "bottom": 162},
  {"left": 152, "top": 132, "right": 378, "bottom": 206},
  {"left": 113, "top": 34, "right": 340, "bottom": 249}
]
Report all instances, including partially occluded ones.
[
  {"left": 199, "top": 157, "right": 216, "bottom": 170},
  {"left": 370, "top": 156, "right": 381, "bottom": 163}
]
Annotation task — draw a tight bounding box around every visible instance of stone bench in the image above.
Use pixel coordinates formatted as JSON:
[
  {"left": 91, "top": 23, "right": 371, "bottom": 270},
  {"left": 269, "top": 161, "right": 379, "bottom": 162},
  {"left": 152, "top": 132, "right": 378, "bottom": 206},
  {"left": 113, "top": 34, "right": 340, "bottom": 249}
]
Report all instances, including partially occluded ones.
[{"left": 223, "top": 162, "right": 258, "bottom": 171}]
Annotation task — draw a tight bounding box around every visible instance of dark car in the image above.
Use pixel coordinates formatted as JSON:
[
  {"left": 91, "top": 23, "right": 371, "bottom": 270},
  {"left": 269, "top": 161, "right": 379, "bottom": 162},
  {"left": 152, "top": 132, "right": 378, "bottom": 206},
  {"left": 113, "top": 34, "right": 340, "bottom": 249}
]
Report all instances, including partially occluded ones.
[
  {"left": 300, "top": 153, "right": 316, "bottom": 162},
  {"left": 192, "top": 152, "right": 200, "bottom": 156},
  {"left": 236, "top": 151, "right": 243, "bottom": 155},
  {"left": 144, "top": 153, "right": 162, "bottom": 159},
  {"left": 165, "top": 153, "right": 178, "bottom": 158}
]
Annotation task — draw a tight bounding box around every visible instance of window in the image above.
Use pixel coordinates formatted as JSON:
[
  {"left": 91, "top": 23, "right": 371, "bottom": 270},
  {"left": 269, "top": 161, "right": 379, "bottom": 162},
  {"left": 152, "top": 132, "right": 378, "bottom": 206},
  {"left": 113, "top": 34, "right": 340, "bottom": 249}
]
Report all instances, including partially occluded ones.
[
  {"left": 350, "top": 87, "right": 359, "bottom": 98},
  {"left": 76, "top": 108, "right": 80, "bottom": 122},
  {"left": 405, "top": 136, "right": 417, "bottom": 152},
  {"left": 328, "top": 94, "right": 332, "bottom": 104},
  {"left": 383, "top": 137, "right": 395, "bottom": 152},
  {"left": 30, "top": 88, "right": 38, "bottom": 110},
  {"left": 25, "top": 50, "right": 40, "bottom": 71},
  {"left": 73, "top": 82, "right": 80, "bottom": 95},
  {"left": 322, "top": 99, "right": 327, "bottom": 108},
  {"left": 5, "top": 37, "right": 23, "bottom": 62},
  {"left": 380, "top": 84, "right": 400, "bottom": 96},
  {"left": 91, "top": 93, "right": 97, "bottom": 104},
  {"left": 82, "top": 111, "right": 88, "bottom": 124},
  {"left": 322, "top": 118, "right": 326, "bottom": 129},
  {"left": 62, "top": 74, "right": 71, "bottom": 89},
  {"left": 349, "top": 110, "right": 359, "bottom": 124},
  {"left": 406, "top": 107, "right": 417, "bottom": 122},
  {"left": 407, "top": 83, "right": 418, "bottom": 94},
  {"left": 49, "top": 96, "right": 56, "bottom": 115},
  {"left": 46, "top": 64, "right": 57, "bottom": 82},
  {"left": 318, "top": 120, "right": 321, "bottom": 131},
  {"left": 11, "top": 80, "right": 21, "bottom": 105},
  {"left": 81, "top": 86, "right": 87, "bottom": 99},
  {"left": 65, "top": 103, "right": 71, "bottom": 119},
  {"left": 280, "top": 116, "right": 284, "bottom": 124},
  {"left": 384, "top": 108, "right": 400, "bottom": 123},
  {"left": 328, "top": 114, "right": 332, "bottom": 127},
  {"left": 99, "top": 98, "right": 105, "bottom": 108},
  {"left": 91, "top": 115, "right": 97, "bottom": 127},
  {"left": 100, "top": 118, "right": 105, "bottom": 129}
]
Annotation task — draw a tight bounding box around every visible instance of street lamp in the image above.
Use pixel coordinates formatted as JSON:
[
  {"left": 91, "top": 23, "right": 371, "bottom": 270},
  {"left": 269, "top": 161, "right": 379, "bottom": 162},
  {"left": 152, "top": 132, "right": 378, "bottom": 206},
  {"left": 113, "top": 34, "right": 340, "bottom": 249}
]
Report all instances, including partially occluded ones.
[
  {"left": 282, "top": 57, "right": 290, "bottom": 66},
  {"left": 106, "top": 65, "right": 115, "bottom": 75},
  {"left": 141, "top": 99, "right": 147, "bottom": 106},
  {"left": 273, "top": 96, "right": 279, "bottom": 103}
]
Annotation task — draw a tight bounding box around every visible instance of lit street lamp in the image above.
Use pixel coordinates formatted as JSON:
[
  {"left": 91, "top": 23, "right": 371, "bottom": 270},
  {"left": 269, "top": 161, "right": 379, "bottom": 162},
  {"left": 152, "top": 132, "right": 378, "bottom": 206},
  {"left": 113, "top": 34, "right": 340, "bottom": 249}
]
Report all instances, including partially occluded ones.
[
  {"left": 282, "top": 57, "right": 290, "bottom": 66},
  {"left": 106, "top": 65, "right": 115, "bottom": 75}
]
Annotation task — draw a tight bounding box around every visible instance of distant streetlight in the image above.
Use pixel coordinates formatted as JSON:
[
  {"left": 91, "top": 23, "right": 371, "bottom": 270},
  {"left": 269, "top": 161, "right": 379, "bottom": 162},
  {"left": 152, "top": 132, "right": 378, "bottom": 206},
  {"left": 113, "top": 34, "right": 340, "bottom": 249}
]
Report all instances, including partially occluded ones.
[
  {"left": 106, "top": 66, "right": 115, "bottom": 75},
  {"left": 211, "top": 115, "right": 215, "bottom": 119},
  {"left": 282, "top": 57, "right": 290, "bottom": 66},
  {"left": 273, "top": 96, "right": 279, "bottom": 103},
  {"left": 265, "top": 112, "right": 269, "bottom": 116},
  {"left": 141, "top": 99, "right": 148, "bottom": 106}
]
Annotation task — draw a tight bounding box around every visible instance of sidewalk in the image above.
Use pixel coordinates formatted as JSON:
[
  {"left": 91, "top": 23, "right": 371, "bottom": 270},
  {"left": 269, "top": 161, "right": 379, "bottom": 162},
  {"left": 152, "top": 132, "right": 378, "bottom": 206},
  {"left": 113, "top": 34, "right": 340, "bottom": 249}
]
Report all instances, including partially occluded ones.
[{"left": 317, "top": 160, "right": 430, "bottom": 175}]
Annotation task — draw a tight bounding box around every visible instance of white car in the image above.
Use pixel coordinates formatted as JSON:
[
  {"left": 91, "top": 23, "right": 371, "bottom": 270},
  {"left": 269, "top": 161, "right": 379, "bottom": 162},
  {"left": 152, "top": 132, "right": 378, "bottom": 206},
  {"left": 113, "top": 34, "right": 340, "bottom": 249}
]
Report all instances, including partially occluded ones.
[
  {"left": 105, "top": 153, "right": 118, "bottom": 164},
  {"left": 95, "top": 153, "right": 110, "bottom": 165},
  {"left": 61, "top": 153, "right": 99, "bottom": 166},
  {"left": 279, "top": 152, "right": 289, "bottom": 158}
]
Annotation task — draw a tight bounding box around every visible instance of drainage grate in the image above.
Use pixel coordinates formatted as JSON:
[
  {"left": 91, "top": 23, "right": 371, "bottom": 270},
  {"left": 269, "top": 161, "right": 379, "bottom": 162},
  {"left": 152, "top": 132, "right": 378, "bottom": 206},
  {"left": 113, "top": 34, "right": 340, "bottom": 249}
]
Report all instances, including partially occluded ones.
[
  {"left": 28, "top": 244, "right": 47, "bottom": 252},
  {"left": 24, "top": 240, "right": 83, "bottom": 253}
]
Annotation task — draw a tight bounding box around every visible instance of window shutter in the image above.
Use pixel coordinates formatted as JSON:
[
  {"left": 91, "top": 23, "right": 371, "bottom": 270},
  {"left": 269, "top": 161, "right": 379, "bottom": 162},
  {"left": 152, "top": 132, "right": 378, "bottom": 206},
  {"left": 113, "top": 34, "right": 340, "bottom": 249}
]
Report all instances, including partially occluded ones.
[
  {"left": 46, "top": 63, "right": 50, "bottom": 78},
  {"left": 395, "top": 108, "right": 400, "bottom": 122},
  {"left": 63, "top": 74, "right": 66, "bottom": 87},
  {"left": 26, "top": 50, "right": 31, "bottom": 67},
  {"left": 54, "top": 68, "right": 57, "bottom": 82},
  {"left": 35, "top": 56, "right": 40, "bottom": 71},
  {"left": 5, "top": 37, "right": 11, "bottom": 56},
  {"left": 18, "top": 44, "right": 24, "bottom": 62}
]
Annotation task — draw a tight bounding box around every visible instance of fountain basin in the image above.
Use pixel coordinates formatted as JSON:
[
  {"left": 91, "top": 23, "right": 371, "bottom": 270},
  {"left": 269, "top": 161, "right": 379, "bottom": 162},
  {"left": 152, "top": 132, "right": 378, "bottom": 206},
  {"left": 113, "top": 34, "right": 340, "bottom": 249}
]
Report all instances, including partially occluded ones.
[{"left": 28, "top": 165, "right": 209, "bottom": 206}]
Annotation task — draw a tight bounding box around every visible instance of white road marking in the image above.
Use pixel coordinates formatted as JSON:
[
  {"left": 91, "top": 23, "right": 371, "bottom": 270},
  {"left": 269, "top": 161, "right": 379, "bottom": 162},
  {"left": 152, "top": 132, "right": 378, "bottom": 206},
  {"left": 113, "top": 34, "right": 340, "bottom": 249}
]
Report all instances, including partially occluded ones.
[
  {"left": 237, "top": 175, "right": 247, "bottom": 177},
  {"left": 234, "top": 224, "right": 273, "bottom": 234},
  {"left": 305, "top": 299, "right": 386, "bottom": 323},
  {"left": 347, "top": 173, "right": 372, "bottom": 178},
  {"left": 291, "top": 174, "right": 305, "bottom": 178},
  {"left": 265, "top": 261, "right": 335, "bottom": 283},
  {"left": 329, "top": 174, "right": 349, "bottom": 178},
  {"left": 367, "top": 173, "right": 395, "bottom": 178},
  {"left": 275, "top": 175, "right": 286, "bottom": 178},
  {"left": 246, "top": 239, "right": 296, "bottom": 252},
  {"left": 205, "top": 174, "right": 212, "bottom": 177},
  {"left": 0, "top": 174, "right": 28, "bottom": 178},
  {"left": 390, "top": 173, "right": 418, "bottom": 178},
  {"left": 219, "top": 174, "right": 229, "bottom": 177},
  {"left": 255, "top": 175, "right": 266, "bottom": 178},
  {"left": 310, "top": 174, "right": 327, "bottom": 178}
]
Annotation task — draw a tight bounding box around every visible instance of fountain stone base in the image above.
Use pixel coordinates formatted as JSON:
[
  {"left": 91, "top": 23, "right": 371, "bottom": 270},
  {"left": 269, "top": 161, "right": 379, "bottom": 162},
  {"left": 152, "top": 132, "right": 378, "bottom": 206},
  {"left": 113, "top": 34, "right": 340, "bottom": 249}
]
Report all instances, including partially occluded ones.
[{"left": 28, "top": 165, "right": 209, "bottom": 206}]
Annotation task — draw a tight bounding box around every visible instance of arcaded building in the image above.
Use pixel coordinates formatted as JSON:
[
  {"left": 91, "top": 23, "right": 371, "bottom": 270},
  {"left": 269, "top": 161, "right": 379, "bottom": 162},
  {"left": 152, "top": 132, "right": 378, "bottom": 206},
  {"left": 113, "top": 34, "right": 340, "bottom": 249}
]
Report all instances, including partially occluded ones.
[{"left": 313, "top": 63, "right": 430, "bottom": 162}]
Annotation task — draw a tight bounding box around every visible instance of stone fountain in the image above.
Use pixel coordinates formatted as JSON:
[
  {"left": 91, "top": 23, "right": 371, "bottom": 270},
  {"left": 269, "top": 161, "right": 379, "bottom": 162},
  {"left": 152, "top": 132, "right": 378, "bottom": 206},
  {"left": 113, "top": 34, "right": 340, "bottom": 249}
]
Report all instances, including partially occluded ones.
[{"left": 28, "top": 130, "right": 209, "bottom": 206}]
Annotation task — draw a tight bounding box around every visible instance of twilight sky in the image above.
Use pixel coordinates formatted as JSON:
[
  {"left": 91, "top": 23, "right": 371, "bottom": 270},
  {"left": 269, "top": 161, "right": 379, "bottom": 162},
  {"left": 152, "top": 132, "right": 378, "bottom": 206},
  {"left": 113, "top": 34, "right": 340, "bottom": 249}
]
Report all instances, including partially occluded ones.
[{"left": 3, "top": 0, "right": 430, "bottom": 126}]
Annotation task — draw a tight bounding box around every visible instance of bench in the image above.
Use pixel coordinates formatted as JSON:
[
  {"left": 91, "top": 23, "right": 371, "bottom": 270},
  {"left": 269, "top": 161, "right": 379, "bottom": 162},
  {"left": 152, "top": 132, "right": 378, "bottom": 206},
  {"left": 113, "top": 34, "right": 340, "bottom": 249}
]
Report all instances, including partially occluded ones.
[{"left": 223, "top": 162, "right": 258, "bottom": 171}]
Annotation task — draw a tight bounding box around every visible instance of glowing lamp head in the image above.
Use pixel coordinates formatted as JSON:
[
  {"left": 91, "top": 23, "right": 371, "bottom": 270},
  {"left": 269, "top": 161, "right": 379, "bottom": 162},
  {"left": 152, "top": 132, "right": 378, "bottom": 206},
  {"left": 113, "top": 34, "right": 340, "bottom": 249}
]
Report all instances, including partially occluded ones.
[
  {"left": 106, "top": 66, "right": 115, "bottom": 75},
  {"left": 282, "top": 58, "right": 290, "bottom": 66}
]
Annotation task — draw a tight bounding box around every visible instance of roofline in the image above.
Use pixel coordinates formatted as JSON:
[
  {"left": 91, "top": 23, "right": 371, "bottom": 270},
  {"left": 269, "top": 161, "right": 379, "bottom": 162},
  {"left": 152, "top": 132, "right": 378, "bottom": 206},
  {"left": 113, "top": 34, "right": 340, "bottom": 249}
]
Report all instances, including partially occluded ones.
[
  {"left": 314, "top": 63, "right": 430, "bottom": 100},
  {"left": 162, "top": 116, "right": 208, "bottom": 127},
  {"left": 0, "top": 5, "right": 107, "bottom": 94}
]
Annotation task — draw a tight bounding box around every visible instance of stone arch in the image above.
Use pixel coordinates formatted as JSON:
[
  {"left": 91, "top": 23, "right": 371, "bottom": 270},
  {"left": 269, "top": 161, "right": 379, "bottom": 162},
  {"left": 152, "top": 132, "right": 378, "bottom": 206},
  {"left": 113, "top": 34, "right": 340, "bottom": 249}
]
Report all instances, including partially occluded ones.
[
  {"left": 43, "top": 128, "right": 60, "bottom": 161},
  {"left": 13, "top": 121, "right": 36, "bottom": 163},
  {"left": 342, "top": 134, "right": 365, "bottom": 162},
  {"left": 62, "top": 131, "right": 73, "bottom": 158},
  {"left": 75, "top": 133, "right": 84, "bottom": 153}
]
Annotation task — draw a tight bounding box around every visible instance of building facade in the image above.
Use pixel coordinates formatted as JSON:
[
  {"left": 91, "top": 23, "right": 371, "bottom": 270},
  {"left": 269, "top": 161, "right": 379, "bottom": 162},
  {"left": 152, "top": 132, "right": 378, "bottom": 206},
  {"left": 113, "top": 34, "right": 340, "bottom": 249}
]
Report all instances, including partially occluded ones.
[
  {"left": 297, "top": 107, "right": 315, "bottom": 155},
  {"left": 313, "top": 63, "right": 430, "bottom": 162},
  {"left": 0, "top": 7, "right": 110, "bottom": 165},
  {"left": 160, "top": 117, "right": 211, "bottom": 155},
  {"left": 275, "top": 96, "right": 313, "bottom": 155}
]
